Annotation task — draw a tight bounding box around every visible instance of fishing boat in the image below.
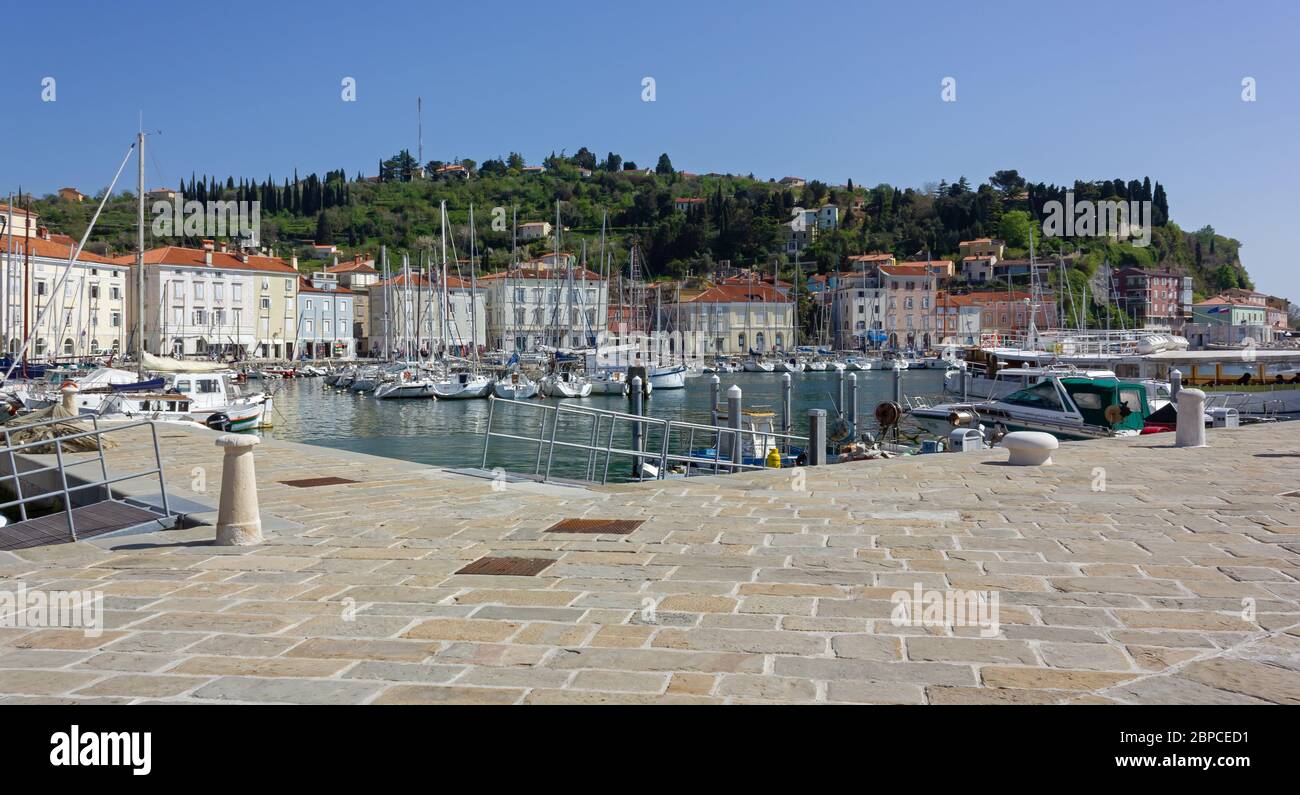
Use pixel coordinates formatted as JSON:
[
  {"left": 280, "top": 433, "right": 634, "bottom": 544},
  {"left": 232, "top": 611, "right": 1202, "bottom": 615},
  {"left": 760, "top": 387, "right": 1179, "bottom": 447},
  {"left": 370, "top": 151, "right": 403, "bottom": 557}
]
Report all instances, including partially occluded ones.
[
  {"left": 493, "top": 371, "right": 538, "bottom": 399},
  {"left": 541, "top": 370, "right": 593, "bottom": 398},
  {"left": 95, "top": 370, "right": 273, "bottom": 431}
]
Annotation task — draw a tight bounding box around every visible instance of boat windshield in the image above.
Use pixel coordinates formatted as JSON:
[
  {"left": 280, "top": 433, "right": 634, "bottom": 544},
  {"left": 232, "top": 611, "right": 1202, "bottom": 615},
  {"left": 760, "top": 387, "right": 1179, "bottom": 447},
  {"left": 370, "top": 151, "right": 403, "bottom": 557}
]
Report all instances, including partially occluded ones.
[{"left": 1002, "top": 380, "right": 1065, "bottom": 411}]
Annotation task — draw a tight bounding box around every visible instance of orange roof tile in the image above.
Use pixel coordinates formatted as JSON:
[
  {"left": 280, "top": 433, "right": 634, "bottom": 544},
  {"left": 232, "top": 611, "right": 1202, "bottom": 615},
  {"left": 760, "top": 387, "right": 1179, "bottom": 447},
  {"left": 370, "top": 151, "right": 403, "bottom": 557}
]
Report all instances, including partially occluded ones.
[{"left": 0, "top": 233, "right": 118, "bottom": 264}]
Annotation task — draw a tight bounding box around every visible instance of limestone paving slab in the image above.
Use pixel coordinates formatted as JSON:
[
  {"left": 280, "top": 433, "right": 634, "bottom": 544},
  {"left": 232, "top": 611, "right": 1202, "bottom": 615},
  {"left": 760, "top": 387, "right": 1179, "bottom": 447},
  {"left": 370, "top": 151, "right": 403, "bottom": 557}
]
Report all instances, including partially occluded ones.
[{"left": 0, "top": 421, "right": 1296, "bottom": 704}]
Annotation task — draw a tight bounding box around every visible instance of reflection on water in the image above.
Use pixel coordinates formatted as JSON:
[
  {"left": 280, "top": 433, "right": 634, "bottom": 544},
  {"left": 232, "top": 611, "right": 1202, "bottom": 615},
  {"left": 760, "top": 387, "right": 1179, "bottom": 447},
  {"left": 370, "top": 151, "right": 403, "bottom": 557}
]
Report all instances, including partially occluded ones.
[{"left": 261, "top": 369, "right": 949, "bottom": 481}]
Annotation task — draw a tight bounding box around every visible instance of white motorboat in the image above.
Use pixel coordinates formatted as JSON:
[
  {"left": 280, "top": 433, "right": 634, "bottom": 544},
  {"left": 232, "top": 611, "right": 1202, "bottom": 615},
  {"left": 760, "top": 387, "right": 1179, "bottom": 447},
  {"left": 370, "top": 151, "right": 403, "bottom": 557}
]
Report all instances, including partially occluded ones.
[
  {"left": 779, "top": 360, "right": 804, "bottom": 373},
  {"left": 589, "top": 369, "right": 651, "bottom": 396},
  {"left": 430, "top": 371, "right": 492, "bottom": 399},
  {"left": 843, "top": 357, "right": 874, "bottom": 371},
  {"left": 743, "top": 359, "right": 775, "bottom": 373},
  {"left": 826, "top": 360, "right": 847, "bottom": 372},
  {"left": 805, "top": 360, "right": 828, "bottom": 372},
  {"left": 92, "top": 370, "right": 273, "bottom": 431},
  {"left": 541, "top": 371, "right": 593, "bottom": 398},
  {"left": 493, "top": 371, "right": 538, "bottom": 400}
]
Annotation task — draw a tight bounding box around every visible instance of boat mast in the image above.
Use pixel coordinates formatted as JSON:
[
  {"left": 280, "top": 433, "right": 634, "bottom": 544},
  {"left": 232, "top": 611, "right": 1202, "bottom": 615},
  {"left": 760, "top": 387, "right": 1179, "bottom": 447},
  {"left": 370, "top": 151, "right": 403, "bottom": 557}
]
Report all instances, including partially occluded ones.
[
  {"left": 440, "top": 201, "right": 449, "bottom": 356},
  {"left": 468, "top": 204, "right": 479, "bottom": 373},
  {"left": 136, "top": 129, "right": 145, "bottom": 378}
]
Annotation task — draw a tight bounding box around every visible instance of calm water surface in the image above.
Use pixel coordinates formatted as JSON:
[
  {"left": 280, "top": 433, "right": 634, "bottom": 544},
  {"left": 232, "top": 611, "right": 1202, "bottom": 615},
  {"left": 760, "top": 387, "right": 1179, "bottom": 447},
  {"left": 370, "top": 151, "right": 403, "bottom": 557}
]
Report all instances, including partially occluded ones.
[{"left": 260, "top": 368, "right": 949, "bottom": 481}]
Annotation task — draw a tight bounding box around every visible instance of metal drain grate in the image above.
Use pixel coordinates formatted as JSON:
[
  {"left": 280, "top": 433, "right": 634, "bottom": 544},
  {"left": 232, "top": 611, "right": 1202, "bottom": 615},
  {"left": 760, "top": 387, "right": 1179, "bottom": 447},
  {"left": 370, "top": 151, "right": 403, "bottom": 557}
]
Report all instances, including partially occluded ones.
[
  {"left": 456, "top": 557, "right": 556, "bottom": 576},
  {"left": 279, "top": 476, "right": 359, "bottom": 488},
  {"left": 545, "top": 518, "right": 645, "bottom": 535}
]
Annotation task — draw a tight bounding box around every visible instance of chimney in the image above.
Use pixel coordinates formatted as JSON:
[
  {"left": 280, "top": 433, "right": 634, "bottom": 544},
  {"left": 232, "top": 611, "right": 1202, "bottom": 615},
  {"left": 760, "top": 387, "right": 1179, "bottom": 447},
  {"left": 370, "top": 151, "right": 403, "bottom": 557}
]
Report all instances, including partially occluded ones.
[
  {"left": 219, "top": 241, "right": 228, "bottom": 254},
  {"left": 37, "top": 226, "right": 50, "bottom": 240},
  {"left": 290, "top": 255, "right": 299, "bottom": 271},
  {"left": 201, "top": 239, "right": 215, "bottom": 251},
  {"left": 204, "top": 250, "right": 213, "bottom": 266}
]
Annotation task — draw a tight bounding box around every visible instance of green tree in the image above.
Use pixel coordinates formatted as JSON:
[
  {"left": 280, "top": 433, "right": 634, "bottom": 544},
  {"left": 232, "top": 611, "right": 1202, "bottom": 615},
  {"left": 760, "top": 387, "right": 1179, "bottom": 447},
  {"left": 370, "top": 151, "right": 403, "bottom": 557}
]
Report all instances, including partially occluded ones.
[
  {"left": 998, "top": 209, "right": 1031, "bottom": 248},
  {"left": 655, "top": 153, "right": 674, "bottom": 175}
]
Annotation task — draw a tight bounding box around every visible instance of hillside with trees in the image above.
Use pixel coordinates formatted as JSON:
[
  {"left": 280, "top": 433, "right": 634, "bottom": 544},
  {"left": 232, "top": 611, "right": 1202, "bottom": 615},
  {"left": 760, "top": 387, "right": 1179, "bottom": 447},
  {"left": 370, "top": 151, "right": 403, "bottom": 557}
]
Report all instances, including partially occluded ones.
[{"left": 23, "top": 153, "right": 1253, "bottom": 322}]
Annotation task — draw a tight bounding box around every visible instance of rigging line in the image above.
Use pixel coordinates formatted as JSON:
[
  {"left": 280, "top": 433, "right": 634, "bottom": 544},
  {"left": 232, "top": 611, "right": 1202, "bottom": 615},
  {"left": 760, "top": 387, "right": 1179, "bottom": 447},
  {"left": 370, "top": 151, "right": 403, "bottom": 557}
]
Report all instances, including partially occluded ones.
[{"left": 3, "top": 139, "right": 135, "bottom": 384}]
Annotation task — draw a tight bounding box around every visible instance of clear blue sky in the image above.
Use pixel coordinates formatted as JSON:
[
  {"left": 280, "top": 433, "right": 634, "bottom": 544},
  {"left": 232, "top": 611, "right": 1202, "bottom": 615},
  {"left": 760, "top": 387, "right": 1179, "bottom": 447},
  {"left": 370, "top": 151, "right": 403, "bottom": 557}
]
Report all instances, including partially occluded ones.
[{"left": 2, "top": 0, "right": 1296, "bottom": 302}]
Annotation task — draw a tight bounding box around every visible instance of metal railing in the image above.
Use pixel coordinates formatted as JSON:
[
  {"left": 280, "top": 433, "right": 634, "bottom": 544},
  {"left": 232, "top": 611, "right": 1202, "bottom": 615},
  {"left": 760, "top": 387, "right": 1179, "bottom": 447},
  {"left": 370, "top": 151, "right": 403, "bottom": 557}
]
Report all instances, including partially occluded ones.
[
  {"left": 481, "top": 396, "right": 810, "bottom": 484},
  {"left": 0, "top": 417, "right": 171, "bottom": 542}
]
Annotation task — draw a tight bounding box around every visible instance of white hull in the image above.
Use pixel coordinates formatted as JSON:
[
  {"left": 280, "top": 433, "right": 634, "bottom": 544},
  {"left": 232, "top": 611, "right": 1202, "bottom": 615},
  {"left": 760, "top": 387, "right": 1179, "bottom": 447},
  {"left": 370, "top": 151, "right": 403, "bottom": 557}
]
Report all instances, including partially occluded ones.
[
  {"left": 493, "top": 375, "right": 538, "bottom": 400},
  {"left": 374, "top": 380, "right": 437, "bottom": 399},
  {"left": 779, "top": 361, "right": 804, "bottom": 373},
  {"left": 805, "top": 361, "right": 827, "bottom": 371},
  {"left": 541, "top": 375, "right": 593, "bottom": 398},
  {"left": 649, "top": 366, "right": 687, "bottom": 390},
  {"left": 743, "top": 360, "right": 775, "bottom": 373},
  {"left": 430, "top": 374, "right": 492, "bottom": 400}
]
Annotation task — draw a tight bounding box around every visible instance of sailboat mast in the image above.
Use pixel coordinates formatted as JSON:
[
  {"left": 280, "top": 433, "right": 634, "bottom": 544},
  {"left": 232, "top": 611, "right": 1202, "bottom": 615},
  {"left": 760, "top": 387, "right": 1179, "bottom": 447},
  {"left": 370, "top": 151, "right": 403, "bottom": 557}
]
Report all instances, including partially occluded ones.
[
  {"left": 468, "top": 204, "right": 479, "bottom": 371},
  {"left": 440, "top": 201, "right": 449, "bottom": 354},
  {"left": 135, "top": 130, "right": 145, "bottom": 377}
]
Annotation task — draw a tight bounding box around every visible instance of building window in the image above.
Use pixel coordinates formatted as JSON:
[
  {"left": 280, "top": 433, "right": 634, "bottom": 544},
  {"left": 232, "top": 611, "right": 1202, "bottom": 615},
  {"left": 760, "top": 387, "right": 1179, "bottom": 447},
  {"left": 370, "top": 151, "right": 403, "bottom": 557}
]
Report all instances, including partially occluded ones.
[
  {"left": 111, "top": 312, "right": 121, "bottom": 327},
  {"left": 260, "top": 298, "right": 271, "bottom": 310},
  {"left": 194, "top": 282, "right": 204, "bottom": 299}
]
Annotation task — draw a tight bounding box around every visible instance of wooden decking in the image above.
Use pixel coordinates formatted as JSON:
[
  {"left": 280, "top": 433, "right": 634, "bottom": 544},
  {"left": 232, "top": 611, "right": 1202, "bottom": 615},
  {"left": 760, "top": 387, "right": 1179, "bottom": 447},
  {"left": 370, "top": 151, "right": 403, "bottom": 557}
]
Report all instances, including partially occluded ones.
[{"left": 0, "top": 500, "right": 166, "bottom": 551}]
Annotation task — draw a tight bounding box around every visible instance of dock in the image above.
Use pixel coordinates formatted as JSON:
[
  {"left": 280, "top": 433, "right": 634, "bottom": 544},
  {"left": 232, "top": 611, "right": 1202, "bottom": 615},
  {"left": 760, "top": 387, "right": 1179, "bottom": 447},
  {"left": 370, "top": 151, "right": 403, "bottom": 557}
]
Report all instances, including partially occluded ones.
[{"left": 0, "top": 421, "right": 1297, "bottom": 704}]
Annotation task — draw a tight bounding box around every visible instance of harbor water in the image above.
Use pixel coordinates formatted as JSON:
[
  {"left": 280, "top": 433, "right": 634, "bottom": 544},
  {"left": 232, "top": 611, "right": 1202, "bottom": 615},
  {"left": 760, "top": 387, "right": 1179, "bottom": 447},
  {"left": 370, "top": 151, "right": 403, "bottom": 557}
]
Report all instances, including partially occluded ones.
[{"left": 260, "top": 368, "right": 950, "bottom": 481}]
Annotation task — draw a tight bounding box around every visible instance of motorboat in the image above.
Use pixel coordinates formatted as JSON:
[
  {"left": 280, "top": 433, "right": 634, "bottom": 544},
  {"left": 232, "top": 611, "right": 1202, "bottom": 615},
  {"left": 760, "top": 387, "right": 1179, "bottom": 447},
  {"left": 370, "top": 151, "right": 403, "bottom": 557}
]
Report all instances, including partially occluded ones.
[
  {"left": 909, "top": 369, "right": 1157, "bottom": 441},
  {"left": 743, "top": 359, "right": 775, "bottom": 373}
]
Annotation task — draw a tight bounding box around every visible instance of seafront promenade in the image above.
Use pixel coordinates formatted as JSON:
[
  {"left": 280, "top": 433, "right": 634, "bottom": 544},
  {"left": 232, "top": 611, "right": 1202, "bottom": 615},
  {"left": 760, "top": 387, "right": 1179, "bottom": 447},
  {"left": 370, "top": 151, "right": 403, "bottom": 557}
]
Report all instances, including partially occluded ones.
[{"left": 0, "top": 421, "right": 1297, "bottom": 704}]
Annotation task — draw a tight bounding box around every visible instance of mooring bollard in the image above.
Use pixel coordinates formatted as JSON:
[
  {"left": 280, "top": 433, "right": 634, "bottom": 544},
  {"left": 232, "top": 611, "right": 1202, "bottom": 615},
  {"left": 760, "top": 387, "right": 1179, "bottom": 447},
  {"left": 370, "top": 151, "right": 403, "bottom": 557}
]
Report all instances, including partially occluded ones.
[
  {"left": 214, "top": 434, "right": 262, "bottom": 546},
  {"left": 630, "top": 376, "right": 644, "bottom": 478},
  {"left": 807, "top": 409, "right": 827, "bottom": 466},
  {"left": 1002, "top": 431, "right": 1058, "bottom": 466},
  {"left": 727, "top": 384, "right": 743, "bottom": 470},
  {"left": 1170, "top": 369, "right": 1182, "bottom": 400},
  {"left": 838, "top": 369, "right": 846, "bottom": 415},
  {"left": 1175, "top": 387, "right": 1207, "bottom": 448},
  {"left": 892, "top": 361, "right": 903, "bottom": 404},
  {"left": 958, "top": 361, "right": 969, "bottom": 402},
  {"left": 781, "top": 373, "right": 792, "bottom": 437},
  {"left": 709, "top": 374, "right": 721, "bottom": 428},
  {"left": 60, "top": 384, "right": 79, "bottom": 413},
  {"left": 847, "top": 372, "right": 858, "bottom": 431}
]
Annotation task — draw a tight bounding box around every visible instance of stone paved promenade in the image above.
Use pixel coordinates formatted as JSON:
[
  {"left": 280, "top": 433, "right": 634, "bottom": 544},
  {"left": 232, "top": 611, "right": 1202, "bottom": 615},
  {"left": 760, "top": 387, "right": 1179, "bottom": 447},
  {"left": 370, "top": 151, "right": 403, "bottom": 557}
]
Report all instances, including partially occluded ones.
[{"left": 1, "top": 419, "right": 1298, "bottom": 704}]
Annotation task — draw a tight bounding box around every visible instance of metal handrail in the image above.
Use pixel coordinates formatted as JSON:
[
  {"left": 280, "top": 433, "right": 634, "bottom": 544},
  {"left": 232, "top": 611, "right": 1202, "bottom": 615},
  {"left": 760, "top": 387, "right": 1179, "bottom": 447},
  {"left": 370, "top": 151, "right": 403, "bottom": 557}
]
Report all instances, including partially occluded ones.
[
  {"left": 0, "top": 419, "right": 171, "bottom": 541},
  {"left": 481, "top": 395, "right": 810, "bottom": 484}
]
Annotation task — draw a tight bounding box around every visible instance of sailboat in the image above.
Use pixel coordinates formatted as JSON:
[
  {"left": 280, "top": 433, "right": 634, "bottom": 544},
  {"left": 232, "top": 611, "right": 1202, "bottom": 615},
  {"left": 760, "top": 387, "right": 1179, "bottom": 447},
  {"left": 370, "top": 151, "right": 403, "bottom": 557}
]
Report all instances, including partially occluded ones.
[
  {"left": 493, "top": 367, "right": 538, "bottom": 399},
  {"left": 541, "top": 368, "right": 592, "bottom": 398},
  {"left": 431, "top": 202, "right": 491, "bottom": 398}
]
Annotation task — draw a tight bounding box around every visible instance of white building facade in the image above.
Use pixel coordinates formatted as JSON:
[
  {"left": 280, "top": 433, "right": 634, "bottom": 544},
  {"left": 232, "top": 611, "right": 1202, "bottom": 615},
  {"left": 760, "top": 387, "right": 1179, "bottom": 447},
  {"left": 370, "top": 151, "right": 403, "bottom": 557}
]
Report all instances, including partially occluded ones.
[{"left": 481, "top": 264, "right": 608, "bottom": 352}]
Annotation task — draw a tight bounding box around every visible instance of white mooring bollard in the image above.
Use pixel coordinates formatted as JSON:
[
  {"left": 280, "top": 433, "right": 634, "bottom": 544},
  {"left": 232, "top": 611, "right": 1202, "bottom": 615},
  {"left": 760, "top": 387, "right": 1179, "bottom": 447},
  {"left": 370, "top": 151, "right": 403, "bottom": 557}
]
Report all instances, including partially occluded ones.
[
  {"left": 60, "top": 384, "right": 79, "bottom": 412},
  {"left": 214, "top": 434, "right": 263, "bottom": 545},
  {"left": 1002, "top": 431, "right": 1058, "bottom": 466},
  {"left": 1175, "top": 388, "right": 1207, "bottom": 448}
]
